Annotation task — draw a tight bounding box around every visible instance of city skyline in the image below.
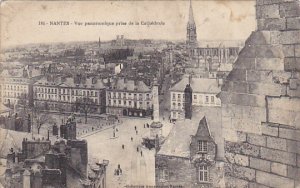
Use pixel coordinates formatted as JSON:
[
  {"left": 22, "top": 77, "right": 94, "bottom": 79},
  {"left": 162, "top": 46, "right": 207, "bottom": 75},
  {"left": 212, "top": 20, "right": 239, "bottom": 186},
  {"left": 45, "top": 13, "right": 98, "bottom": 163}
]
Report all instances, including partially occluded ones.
[{"left": 0, "top": 0, "right": 256, "bottom": 48}]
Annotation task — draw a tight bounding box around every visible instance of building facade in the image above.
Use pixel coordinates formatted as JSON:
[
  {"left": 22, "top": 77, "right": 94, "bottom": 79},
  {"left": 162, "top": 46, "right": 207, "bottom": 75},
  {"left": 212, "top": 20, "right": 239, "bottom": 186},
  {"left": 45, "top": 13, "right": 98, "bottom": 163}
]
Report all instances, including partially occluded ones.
[
  {"left": 155, "top": 116, "right": 224, "bottom": 188},
  {"left": 170, "top": 76, "right": 221, "bottom": 120},
  {"left": 106, "top": 78, "right": 153, "bottom": 117},
  {"left": 0, "top": 68, "right": 41, "bottom": 108},
  {"left": 33, "top": 75, "right": 106, "bottom": 114},
  {"left": 5, "top": 117, "right": 108, "bottom": 188}
]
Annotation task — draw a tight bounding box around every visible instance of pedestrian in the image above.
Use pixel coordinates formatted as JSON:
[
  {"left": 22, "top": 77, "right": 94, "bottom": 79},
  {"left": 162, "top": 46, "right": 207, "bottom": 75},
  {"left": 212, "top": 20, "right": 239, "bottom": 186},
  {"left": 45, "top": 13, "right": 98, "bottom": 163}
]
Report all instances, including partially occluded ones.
[
  {"left": 141, "top": 151, "right": 143, "bottom": 156},
  {"left": 136, "top": 130, "right": 138, "bottom": 135},
  {"left": 137, "top": 147, "right": 139, "bottom": 152},
  {"left": 147, "top": 123, "right": 149, "bottom": 128},
  {"left": 134, "top": 126, "right": 137, "bottom": 130},
  {"left": 116, "top": 128, "right": 118, "bottom": 132},
  {"left": 131, "top": 137, "right": 133, "bottom": 141},
  {"left": 122, "top": 144, "right": 124, "bottom": 149},
  {"left": 144, "top": 124, "right": 145, "bottom": 128}
]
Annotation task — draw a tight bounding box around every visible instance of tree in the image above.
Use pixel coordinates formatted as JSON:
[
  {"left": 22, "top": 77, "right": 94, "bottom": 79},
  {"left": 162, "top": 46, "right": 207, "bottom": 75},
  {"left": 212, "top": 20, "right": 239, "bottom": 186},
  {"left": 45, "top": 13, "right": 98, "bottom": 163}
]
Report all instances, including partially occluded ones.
[
  {"left": 75, "top": 97, "right": 96, "bottom": 124},
  {"left": 17, "top": 93, "right": 30, "bottom": 116},
  {"left": 32, "top": 107, "right": 55, "bottom": 134}
]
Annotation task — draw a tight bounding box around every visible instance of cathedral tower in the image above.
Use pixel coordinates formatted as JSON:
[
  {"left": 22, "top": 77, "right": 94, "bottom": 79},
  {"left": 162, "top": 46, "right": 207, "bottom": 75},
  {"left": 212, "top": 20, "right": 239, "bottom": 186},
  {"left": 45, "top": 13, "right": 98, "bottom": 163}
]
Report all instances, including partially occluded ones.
[{"left": 186, "top": 0, "right": 198, "bottom": 49}]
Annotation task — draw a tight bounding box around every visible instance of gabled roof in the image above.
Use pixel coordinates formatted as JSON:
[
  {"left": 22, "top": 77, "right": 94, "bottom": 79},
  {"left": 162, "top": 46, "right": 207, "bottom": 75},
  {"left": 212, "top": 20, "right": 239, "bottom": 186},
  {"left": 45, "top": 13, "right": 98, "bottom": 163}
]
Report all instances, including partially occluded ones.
[
  {"left": 194, "top": 116, "right": 214, "bottom": 142},
  {"left": 170, "top": 77, "right": 221, "bottom": 94},
  {"left": 157, "top": 106, "right": 221, "bottom": 158}
]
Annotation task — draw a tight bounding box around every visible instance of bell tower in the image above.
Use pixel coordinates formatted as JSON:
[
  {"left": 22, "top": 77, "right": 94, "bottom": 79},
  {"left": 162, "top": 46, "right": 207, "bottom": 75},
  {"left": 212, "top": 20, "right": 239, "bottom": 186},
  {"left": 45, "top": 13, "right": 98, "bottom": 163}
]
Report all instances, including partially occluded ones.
[{"left": 186, "top": 0, "right": 198, "bottom": 50}]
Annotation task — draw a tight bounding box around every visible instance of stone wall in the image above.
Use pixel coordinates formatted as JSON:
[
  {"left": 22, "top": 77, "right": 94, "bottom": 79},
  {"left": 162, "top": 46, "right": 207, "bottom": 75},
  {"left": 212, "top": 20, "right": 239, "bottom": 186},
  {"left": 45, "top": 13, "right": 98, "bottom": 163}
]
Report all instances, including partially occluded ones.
[
  {"left": 220, "top": 0, "right": 300, "bottom": 187},
  {"left": 225, "top": 122, "right": 300, "bottom": 188}
]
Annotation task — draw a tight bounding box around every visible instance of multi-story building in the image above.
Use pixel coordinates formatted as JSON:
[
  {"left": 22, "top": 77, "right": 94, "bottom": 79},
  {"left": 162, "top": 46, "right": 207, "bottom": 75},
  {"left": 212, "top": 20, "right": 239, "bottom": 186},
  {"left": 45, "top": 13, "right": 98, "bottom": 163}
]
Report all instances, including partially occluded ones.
[
  {"left": 106, "top": 78, "right": 153, "bottom": 117},
  {"left": 170, "top": 75, "right": 221, "bottom": 120},
  {"left": 155, "top": 109, "right": 224, "bottom": 188},
  {"left": 0, "top": 68, "right": 42, "bottom": 108},
  {"left": 5, "top": 118, "right": 108, "bottom": 188},
  {"left": 33, "top": 75, "right": 106, "bottom": 113}
]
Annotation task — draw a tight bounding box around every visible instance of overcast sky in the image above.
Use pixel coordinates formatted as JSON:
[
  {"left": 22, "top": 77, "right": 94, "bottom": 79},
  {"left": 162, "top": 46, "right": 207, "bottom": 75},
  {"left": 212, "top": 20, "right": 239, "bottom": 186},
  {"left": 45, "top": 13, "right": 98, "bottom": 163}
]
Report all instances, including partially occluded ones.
[{"left": 0, "top": 0, "right": 256, "bottom": 48}]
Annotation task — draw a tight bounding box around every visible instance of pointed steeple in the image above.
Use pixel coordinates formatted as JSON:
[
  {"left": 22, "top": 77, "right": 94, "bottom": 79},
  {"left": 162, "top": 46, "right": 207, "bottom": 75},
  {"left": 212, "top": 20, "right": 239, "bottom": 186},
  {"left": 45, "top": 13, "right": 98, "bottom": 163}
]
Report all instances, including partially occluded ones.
[
  {"left": 195, "top": 116, "right": 213, "bottom": 141},
  {"left": 186, "top": 0, "right": 197, "bottom": 49},
  {"left": 188, "top": 0, "right": 195, "bottom": 25}
]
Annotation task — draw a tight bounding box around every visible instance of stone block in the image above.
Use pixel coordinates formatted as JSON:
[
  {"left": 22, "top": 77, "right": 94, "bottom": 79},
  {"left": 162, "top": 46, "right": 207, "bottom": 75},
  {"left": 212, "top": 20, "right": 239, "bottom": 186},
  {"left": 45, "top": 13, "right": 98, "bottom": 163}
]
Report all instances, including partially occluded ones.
[
  {"left": 261, "top": 122, "right": 279, "bottom": 137},
  {"left": 279, "top": 2, "right": 300, "bottom": 18},
  {"left": 226, "top": 69, "right": 247, "bottom": 82},
  {"left": 257, "top": 18, "right": 286, "bottom": 31},
  {"left": 280, "top": 30, "right": 300, "bottom": 45},
  {"left": 246, "top": 70, "right": 279, "bottom": 83},
  {"left": 267, "top": 136, "right": 287, "bottom": 151},
  {"left": 295, "top": 45, "right": 300, "bottom": 58},
  {"left": 255, "top": 45, "right": 284, "bottom": 58},
  {"left": 225, "top": 81, "right": 249, "bottom": 94},
  {"left": 234, "top": 57, "right": 256, "bottom": 70},
  {"left": 268, "top": 110, "right": 300, "bottom": 129},
  {"left": 225, "top": 152, "right": 249, "bottom": 167},
  {"left": 284, "top": 57, "right": 300, "bottom": 71},
  {"left": 287, "top": 165, "right": 300, "bottom": 179},
  {"left": 279, "top": 127, "right": 300, "bottom": 142},
  {"left": 248, "top": 82, "right": 283, "bottom": 96},
  {"left": 270, "top": 31, "right": 281, "bottom": 44},
  {"left": 249, "top": 182, "right": 270, "bottom": 188},
  {"left": 287, "top": 140, "right": 300, "bottom": 154},
  {"left": 256, "top": 170, "right": 295, "bottom": 188},
  {"left": 226, "top": 164, "right": 255, "bottom": 181},
  {"left": 225, "top": 141, "right": 260, "bottom": 157},
  {"left": 239, "top": 45, "right": 256, "bottom": 58},
  {"left": 261, "top": 147, "right": 297, "bottom": 165},
  {"left": 225, "top": 176, "right": 249, "bottom": 188},
  {"left": 237, "top": 131, "right": 247, "bottom": 142},
  {"left": 271, "top": 162, "right": 288, "bottom": 176},
  {"left": 249, "top": 157, "right": 271, "bottom": 172},
  {"left": 282, "top": 44, "right": 295, "bottom": 57},
  {"left": 247, "top": 133, "right": 267, "bottom": 146},
  {"left": 287, "top": 17, "right": 300, "bottom": 30},
  {"left": 257, "top": 4, "right": 281, "bottom": 19},
  {"left": 256, "top": 58, "right": 284, "bottom": 71},
  {"left": 230, "top": 93, "right": 266, "bottom": 108}
]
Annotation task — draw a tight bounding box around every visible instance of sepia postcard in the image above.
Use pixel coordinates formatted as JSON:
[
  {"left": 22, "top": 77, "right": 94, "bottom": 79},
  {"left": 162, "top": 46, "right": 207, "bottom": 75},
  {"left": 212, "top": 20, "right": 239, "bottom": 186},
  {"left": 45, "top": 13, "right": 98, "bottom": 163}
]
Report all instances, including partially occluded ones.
[{"left": 0, "top": 0, "right": 299, "bottom": 187}]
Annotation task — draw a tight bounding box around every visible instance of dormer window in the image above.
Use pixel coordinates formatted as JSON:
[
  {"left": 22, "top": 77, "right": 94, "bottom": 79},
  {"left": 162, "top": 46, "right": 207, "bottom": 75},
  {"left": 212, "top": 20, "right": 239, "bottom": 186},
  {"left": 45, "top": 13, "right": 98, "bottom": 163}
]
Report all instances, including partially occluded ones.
[{"left": 198, "top": 140, "right": 207, "bottom": 152}]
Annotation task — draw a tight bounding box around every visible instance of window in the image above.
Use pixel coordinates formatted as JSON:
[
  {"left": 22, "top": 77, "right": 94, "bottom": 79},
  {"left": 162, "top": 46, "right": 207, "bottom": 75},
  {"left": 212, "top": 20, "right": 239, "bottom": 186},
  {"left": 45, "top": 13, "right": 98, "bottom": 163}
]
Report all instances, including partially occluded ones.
[
  {"left": 129, "top": 101, "right": 132, "bottom": 106},
  {"left": 118, "top": 100, "right": 121, "bottom": 104},
  {"left": 194, "top": 95, "right": 197, "bottom": 100},
  {"left": 198, "top": 141, "right": 208, "bottom": 152},
  {"left": 205, "top": 96, "right": 209, "bottom": 103},
  {"left": 211, "top": 96, "right": 214, "bottom": 103},
  {"left": 198, "top": 165, "right": 208, "bottom": 182},
  {"left": 178, "top": 94, "right": 181, "bottom": 99},
  {"left": 172, "top": 93, "right": 175, "bottom": 100},
  {"left": 159, "top": 168, "right": 168, "bottom": 181}
]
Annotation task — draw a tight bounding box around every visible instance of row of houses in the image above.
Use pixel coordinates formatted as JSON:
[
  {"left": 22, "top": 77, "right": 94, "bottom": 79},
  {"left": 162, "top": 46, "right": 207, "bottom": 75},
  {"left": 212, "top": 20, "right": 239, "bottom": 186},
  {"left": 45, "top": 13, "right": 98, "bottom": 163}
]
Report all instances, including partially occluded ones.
[{"left": 0, "top": 67, "right": 222, "bottom": 119}]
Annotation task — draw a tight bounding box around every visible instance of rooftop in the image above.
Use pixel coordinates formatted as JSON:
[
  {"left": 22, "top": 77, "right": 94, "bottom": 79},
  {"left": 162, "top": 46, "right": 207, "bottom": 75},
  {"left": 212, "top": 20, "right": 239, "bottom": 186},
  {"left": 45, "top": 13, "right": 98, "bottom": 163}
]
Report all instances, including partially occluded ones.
[
  {"left": 109, "top": 78, "right": 151, "bottom": 92},
  {"left": 157, "top": 106, "right": 222, "bottom": 158},
  {"left": 170, "top": 76, "right": 221, "bottom": 94}
]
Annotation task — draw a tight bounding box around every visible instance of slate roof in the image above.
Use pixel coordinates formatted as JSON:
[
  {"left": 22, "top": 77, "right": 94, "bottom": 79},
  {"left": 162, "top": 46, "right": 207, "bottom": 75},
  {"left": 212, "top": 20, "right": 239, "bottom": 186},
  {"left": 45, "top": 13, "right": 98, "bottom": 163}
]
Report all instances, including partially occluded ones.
[
  {"left": 34, "top": 76, "right": 106, "bottom": 89},
  {"left": 157, "top": 106, "right": 222, "bottom": 158},
  {"left": 170, "top": 77, "right": 221, "bottom": 94},
  {"left": 109, "top": 78, "right": 151, "bottom": 92}
]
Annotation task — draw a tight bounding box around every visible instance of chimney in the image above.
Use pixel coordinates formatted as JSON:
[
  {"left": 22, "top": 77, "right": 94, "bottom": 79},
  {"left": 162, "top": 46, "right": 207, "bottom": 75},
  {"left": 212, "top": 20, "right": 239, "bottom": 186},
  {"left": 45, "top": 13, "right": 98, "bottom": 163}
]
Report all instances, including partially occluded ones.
[{"left": 188, "top": 74, "right": 192, "bottom": 85}]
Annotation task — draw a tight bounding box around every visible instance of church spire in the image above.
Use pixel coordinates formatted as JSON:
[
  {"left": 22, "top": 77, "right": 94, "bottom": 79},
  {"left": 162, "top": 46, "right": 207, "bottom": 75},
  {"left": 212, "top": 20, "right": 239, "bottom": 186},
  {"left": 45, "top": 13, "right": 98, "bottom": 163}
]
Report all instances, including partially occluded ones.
[
  {"left": 186, "top": 0, "right": 197, "bottom": 49},
  {"left": 188, "top": 0, "right": 195, "bottom": 25}
]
